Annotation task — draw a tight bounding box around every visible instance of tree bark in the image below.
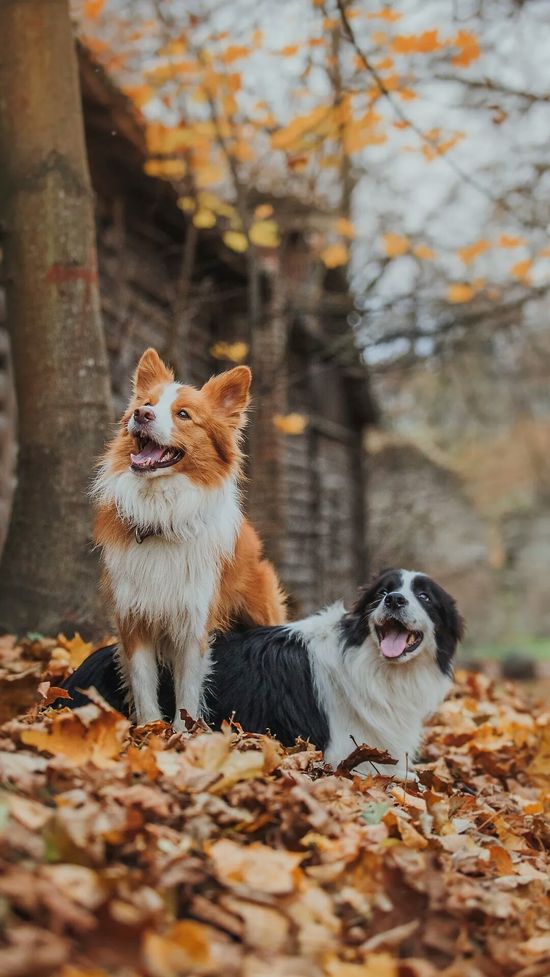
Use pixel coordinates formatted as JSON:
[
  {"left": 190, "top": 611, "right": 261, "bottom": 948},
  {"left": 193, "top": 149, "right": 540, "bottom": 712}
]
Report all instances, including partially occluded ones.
[{"left": 0, "top": 0, "right": 113, "bottom": 635}]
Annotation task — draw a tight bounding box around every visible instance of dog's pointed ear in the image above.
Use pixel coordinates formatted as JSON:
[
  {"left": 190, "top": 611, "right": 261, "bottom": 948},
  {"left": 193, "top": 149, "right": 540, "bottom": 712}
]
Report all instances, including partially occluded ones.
[
  {"left": 202, "top": 366, "right": 251, "bottom": 426},
  {"left": 132, "top": 349, "right": 174, "bottom": 397}
]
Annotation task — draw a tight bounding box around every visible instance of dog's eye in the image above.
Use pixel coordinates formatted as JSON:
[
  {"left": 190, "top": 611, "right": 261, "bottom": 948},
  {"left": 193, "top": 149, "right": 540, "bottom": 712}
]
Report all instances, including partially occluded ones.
[
  {"left": 177, "top": 409, "right": 191, "bottom": 420},
  {"left": 419, "top": 592, "right": 431, "bottom": 603}
]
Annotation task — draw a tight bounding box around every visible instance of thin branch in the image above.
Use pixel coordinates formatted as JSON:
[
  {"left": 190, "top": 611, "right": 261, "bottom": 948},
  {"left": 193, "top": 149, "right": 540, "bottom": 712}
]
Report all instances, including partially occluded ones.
[{"left": 335, "top": 0, "right": 530, "bottom": 227}]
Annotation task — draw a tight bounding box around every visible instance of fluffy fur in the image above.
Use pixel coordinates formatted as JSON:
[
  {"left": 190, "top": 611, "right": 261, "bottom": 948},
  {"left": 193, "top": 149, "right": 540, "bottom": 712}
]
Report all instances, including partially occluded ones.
[
  {"left": 93, "top": 348, "right": 285, "bottom": 728},
  {"left": 61, "top": 568, "right": 463, "bottom": 779}
]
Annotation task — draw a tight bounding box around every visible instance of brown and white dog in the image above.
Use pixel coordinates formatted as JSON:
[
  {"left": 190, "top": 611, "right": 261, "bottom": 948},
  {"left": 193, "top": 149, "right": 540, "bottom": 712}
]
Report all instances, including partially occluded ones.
[{"left": 92, "top": 348, "right": 285, "bottom": 728}]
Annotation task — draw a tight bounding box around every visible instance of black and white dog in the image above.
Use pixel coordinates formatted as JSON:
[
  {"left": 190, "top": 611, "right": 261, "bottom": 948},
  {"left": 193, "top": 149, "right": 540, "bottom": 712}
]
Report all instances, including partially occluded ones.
[{"left": 59, "top": 568, "right": 463, "bottom": 779}]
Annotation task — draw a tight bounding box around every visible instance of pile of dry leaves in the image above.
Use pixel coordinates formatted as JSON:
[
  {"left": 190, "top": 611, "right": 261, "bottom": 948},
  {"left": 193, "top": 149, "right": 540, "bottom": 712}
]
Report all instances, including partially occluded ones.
[{"left": 0, "top": 632, "right": 549, "bottom": 977}]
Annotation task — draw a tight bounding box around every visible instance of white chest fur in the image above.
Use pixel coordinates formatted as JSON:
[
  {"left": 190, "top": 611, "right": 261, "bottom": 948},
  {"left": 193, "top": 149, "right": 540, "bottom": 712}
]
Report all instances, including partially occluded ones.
[
  {"left": 94, "top": 470, "right": 242, "bottom": 724},
  {"left": 291, "top": 604, "right": 451, "bottom": 778},
  {"left": 97, "top": 471, "right": 241, "bottom": 639}
]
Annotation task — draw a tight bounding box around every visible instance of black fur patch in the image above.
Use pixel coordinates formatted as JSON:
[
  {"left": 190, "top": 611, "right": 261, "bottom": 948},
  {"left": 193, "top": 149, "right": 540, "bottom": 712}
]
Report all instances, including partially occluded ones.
[
  {"left": 411, "top": 574, "right": 465, "bottom": 677},
  {"left": 206, "top": 627, "right": 329, "bottom": 749},
  {"left": 57, "top": 628, "right": 330, "bottom": 750},
  {"left": 341, "top": 569, "right": 404, "bottom": 648}
]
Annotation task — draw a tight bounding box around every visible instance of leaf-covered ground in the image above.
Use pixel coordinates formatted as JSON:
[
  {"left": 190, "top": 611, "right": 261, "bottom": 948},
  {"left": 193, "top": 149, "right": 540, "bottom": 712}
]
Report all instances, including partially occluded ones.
[{"left": 0, "top": 633, "right": 549, "bottom": 977}]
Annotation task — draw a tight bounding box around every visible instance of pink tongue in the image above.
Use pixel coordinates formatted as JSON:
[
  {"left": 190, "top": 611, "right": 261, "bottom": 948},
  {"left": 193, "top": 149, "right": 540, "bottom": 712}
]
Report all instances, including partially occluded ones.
[
  {"left": 131, "top": 442, "right": 165, "bottom": 466},
  {"left": 380, "top": 629, "right": 408, "bottom": 659}
]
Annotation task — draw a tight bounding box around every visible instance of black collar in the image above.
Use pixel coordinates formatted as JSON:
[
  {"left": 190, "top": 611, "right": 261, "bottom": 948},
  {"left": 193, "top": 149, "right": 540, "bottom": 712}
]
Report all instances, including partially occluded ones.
[{"left": 134, "top": 525, "right": 162, "bottom": 544}]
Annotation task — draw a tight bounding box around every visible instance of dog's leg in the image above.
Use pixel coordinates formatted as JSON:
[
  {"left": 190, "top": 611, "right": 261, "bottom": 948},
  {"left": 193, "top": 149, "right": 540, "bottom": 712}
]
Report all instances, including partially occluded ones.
[
  {"left": 125, "top": 646, "right": 161, "bottom": 725},
  {"left": 172, "top": 634, "right": 210, "bottom": 730}
]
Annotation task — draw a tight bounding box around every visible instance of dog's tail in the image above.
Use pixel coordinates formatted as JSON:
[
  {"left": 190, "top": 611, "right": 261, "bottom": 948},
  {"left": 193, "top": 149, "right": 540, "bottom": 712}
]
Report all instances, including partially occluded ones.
[{"left": 54, "top": 644, "right": 130, "bottom": 715}]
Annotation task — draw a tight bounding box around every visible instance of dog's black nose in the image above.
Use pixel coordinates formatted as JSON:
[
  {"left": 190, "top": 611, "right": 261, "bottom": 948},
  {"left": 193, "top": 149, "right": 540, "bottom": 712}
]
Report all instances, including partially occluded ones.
[
  {"left": 134, "top": 406, "right": 155, "bottom": 424},
  {"left": 384, "top": 592, "right": 407, "bottom": 610}
]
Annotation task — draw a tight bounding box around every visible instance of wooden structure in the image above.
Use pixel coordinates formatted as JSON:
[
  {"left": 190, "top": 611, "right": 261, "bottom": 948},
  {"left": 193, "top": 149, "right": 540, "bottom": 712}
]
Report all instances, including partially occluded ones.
[{"left": 0, "top": 48, "right": 376, "bottom": 615}]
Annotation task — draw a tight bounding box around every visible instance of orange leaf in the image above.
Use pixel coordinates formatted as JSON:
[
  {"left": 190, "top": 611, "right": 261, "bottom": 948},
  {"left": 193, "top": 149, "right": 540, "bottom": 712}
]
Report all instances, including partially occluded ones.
[
  {"left": 510, "top": 259, "right": 532, "bottom": 284},
  {"left": 392, "top": 30, "right": 441, "bottom": 54},
  {"left": 382, "top": 232, "right": 410, "bottom": 257},
  {"left": 498, "top": 234, "right": 526, "bottom": 249},
  {"left": 451, "top": 29, "right": 480, "bottom": 68},
  {"left": 336, "top": 217, "right": 355, "bottom": 239},
  {"left": 368, "top": 9, "right": 403, "bottom": 22},
  {"left": 489, "top": 845, "right": 515, "bottom": 876},
  {"left": 413, "top": 243, "right": 435, "bottom": 260},
  {"left": 38, "top": 683, "right": 71, "bottom": 706},
  {"left": 457, "top": 240, "right": 489, "bottom": 265},
  {"left": 21, "top": 701, "right": 130, "bottom": 768},
  {"left": 221, "top": 45, "right": 250, "bottom": 64},
  {"left": 254, "top": 203, "right": 274, "bottom": 219},
  {"left": 280, "top": 44, "right": 300, "bottom": 57},
  {"left": 84, "top": 0, "right": 105, "bottom": 19},
  {"left": 320, "top": 242, "right": 348, "bottom": 268},
  {"left": 448, "top": 283, "right": 475, "bottom": 303}
]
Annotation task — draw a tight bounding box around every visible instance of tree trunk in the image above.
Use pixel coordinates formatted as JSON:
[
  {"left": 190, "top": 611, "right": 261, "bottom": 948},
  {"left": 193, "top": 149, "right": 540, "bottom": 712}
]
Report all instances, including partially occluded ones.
[{"left": 0, "top": 0, "right": 113, "bottom": 636}]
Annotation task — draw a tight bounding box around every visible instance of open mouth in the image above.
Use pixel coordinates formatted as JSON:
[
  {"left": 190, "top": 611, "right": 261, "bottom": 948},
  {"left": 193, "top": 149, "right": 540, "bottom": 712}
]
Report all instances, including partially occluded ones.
[
  {"left": 130, "top": 435, "right": 184, "bottom": 473},
  {"left": 375, "top": 618, "right": 423, "bottom": 660}
]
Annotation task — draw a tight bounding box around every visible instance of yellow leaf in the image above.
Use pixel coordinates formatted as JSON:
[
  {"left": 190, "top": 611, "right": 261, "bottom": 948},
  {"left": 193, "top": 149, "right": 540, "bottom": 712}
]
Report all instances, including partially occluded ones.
[
  {"left": 382, "top": 232, "right": 410, "bottom": 257},
  {"left": 210, "top": 341, "right": 249, "bottom": 364},
  {"left": 249, "top": 220, "right": 280, "bottom": 248},
  {"left": 196, "top": 162, "right": 225, "bottom": 188},
  {"left": 193, "top": 209, "right": 216, "bottom": 229},
  {"left": 21, "top": 702, "right": 130, "bottom": 769},
  {"left": 273, "top": 413, "right": 309, "bottom": 435},
  {"left": 510, "top": 259, "right": 533, "bottom": 284},
  {"left": 336, "top": 217, "right": 356, "bottom": 239},
  {"left": 457, "top": 239, "right": 489, "bottom": 265},
  {"left": 320, "top": 242, "right": 348, "bottom": 268},
  {"left": 254, "top": 203, "right": 274, "bottom": 219},
  {"left": 144, "top": 159, "right": 186, "bottom": 180},
  {"left": 499, "top": 234, "right": 526, "bottom": 249},
  {"left": 223, "top": 230, "right": 248, "bottom": 253},
  {"left": 177, "top": 196, "right": 196, "bottom": 213},
  {"left": 448, "top": 283, "right": 475, "bottom": 303},
  {"left": 198, "top": 192, "right": 236, "bottom": 219},
  {"left": 57, "top": 633, "right": 93, "bottom": 669},
  {"left": 413, "top": 243, "right": 435, "bottom": 260}
]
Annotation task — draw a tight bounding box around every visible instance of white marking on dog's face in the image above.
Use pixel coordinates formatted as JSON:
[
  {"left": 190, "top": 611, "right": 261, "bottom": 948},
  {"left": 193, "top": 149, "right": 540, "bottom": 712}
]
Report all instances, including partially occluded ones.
[
  {"left": 127, "top": 382, "right": 182, "bottom": 478},
  {"left": 370, "top": 569, "right": 437, "bottom": 665}
]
